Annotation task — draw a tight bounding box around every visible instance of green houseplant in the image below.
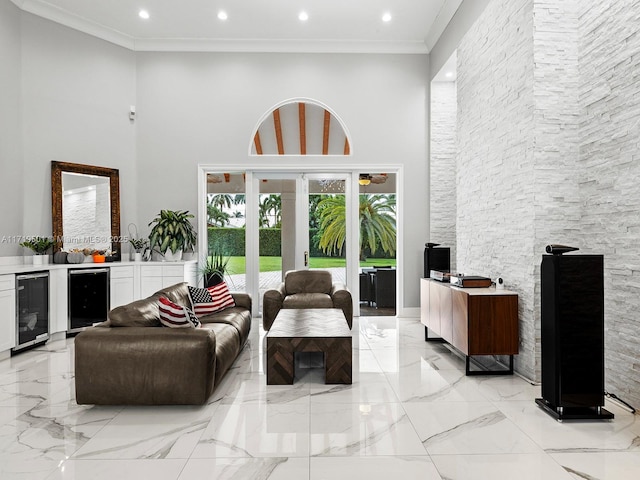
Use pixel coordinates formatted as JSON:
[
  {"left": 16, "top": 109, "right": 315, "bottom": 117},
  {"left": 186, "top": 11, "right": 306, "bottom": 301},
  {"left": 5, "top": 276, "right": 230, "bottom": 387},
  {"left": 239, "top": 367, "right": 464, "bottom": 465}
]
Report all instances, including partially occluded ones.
[
  {"left": 199, "top": 251, "right": 229, "bottom": 287},
  {"left": 148, "top": 210, "right": 197, "bottom": 261},
  {"left": 20, "top": 236, "right": 55, "bottom": 265}
]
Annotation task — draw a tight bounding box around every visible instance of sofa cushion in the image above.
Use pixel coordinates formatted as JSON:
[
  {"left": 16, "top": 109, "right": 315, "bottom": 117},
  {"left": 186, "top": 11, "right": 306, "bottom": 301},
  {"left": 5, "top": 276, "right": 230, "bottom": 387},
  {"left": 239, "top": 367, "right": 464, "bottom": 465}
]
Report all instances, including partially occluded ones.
[
  {"left": 284, "top": 270, "right": 332, "bottom": 295},
  {"left": 155, "top": 282, "right": 192, "bottom": 308},
  {"left": 204, "top": 323, "right": 241, "bottom": 384},
  {"left": 188, "top": 284, "right": 235, "bottom": 317},
  {"left": 108, "top": 295, "right": 162, "bottom": 327},
  {"left": 158, "top": 297, "right": 201, "bottom": 328},
  {"left": 200, "top": 307, "right": 251, "bottom": 344},
  {"left": 283, "top": 293, "right": 333, "bottom": 309}
]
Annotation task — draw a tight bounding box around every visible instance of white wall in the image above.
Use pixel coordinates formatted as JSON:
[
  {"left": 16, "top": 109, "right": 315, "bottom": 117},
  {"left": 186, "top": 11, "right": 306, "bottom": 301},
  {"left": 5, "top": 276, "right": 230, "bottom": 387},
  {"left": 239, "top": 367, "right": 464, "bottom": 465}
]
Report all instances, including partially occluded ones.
[
  {"left": 0, "top": 0, "right": 23, "bottom": 256},
  {"left": 19, "top": 12, "right": 137, "bottom": 251},
  {"left": 136, "top": 52, "right": 429, "bottom": 308}
]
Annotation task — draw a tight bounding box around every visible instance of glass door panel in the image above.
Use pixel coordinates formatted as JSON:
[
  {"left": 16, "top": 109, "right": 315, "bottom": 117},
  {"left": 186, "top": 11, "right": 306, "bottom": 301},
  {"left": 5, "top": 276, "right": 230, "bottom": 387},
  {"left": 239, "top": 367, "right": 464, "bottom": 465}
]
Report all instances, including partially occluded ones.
[
  {"left": 251, "top": 172, "right": 352, "bottom": 318},
  {"left": 308, "top": 176, "right": 347, "bottom": 286},
  {"left": 206, "top": 172, "right": 246, "bottom": 290},
  {"left": 253, "top": 173, "right": 308, "bottom": 315}
]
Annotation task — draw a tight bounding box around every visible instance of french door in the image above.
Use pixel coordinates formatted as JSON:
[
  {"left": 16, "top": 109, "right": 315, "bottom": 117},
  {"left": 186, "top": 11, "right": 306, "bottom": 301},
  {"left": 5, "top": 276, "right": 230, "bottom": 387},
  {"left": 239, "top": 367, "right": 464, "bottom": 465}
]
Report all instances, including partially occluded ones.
[{"left": 247, "top": 171, "right": 352, "bottom": 317}]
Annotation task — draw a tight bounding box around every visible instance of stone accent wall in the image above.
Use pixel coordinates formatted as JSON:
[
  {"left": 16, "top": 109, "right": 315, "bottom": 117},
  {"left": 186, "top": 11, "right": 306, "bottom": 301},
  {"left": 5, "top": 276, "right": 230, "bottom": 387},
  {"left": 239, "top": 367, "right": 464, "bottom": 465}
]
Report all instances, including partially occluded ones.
[
  {"left": 456, "top": 0, "right": 640, "bottom": 407},
  {"left": 578, "top": 0, "right": 640, "bottom": 409},
  {"left": 430, "top": 81, "right": 457, "bottom": 269},
  {"left": 456, "top": 0, "right": 537, "bottom": 379},
  {"left": 531, "top": 0, "right": 581, "bottom": 381}
]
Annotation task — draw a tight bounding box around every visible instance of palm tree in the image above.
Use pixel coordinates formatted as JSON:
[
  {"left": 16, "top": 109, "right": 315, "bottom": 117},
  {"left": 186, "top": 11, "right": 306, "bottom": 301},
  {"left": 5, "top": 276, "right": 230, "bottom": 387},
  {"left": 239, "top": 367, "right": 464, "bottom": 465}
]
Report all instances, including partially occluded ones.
[
  {"left": 317, "top": 194, "right": 396, "bottom": 259},
  {"left": 207, "top": 197, "right": 231, "bottom": 227},
  {"left": 259, "top": 194, "right": 282, "bottom": 227},
  {"left": 359, "top": 194, "right": 396, "bottom": 259}
]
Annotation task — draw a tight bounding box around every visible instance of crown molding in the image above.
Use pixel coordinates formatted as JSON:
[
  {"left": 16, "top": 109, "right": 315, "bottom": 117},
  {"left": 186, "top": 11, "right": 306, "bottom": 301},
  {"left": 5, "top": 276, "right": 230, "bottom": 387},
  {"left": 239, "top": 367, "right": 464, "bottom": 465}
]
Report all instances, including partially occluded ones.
[
  {"left": 133, "top": 38, "right": 429, "bottom": 54},
  {"left": 10, "top": 0, "right": 429, "bottom": 54},
  {"left": 425, "top": 0, "right": 464, "bottom": 52},
  {"left": 13, "top": 0, "right": 135, "bottom": 50}
]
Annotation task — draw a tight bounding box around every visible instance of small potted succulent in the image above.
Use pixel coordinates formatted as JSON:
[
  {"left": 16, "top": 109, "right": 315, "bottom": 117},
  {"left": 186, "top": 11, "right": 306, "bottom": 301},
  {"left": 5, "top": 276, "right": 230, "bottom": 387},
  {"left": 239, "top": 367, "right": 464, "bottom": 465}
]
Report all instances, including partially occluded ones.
[
  {"left": 20, "top": 236, "right": 55, "bottom": 265},
  {"left": 148, "top": 210, "right": 197, "bottom": 261}
]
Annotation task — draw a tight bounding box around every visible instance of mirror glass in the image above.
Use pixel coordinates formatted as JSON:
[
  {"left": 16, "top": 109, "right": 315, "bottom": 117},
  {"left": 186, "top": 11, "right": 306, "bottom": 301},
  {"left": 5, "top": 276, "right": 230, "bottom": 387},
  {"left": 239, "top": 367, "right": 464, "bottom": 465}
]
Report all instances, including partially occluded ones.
[
  {"left": 51, "top": 161, "right": 120, "bottom": 257},
  {"left": 61, "top": 172, "right": 111, "bottom": 251}
]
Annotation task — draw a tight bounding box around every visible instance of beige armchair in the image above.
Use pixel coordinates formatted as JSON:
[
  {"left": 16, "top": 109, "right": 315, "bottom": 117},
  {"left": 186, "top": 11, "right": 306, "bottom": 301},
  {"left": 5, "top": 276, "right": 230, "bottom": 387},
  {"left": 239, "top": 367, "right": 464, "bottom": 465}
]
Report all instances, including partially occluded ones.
[{"left": 262, "top": 270, "right": 353, "bottom": 330}]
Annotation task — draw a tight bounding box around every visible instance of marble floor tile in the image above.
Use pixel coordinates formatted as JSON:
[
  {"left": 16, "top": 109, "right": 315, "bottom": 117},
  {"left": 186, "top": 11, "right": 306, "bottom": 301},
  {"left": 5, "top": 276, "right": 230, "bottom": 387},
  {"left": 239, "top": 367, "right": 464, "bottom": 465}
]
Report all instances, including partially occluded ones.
[
  {"left": 372, "top": 345, "right": 465, "bottom": 374},
  {"left": 219, "top": 372, "right": 311, "bottom": 405},
  {"left": 179, "top": 457, "right": 310, "bottom": 480},
  {"left": 1, "top": 317, "right": 639, "bottom": 480},
  {"left": 72, "top": 404, "right": 218, "bottom": 459},
  {"left": 550, "top": 451, "right": 640, "bottom": 480},
  {"left": 404, "top": 401, "right": 543, "bottom": 455},
  {"left": 192, "top": 403, "right": 310, "bottom": 458},
  {"left": 387, "top": 367, "right": 489, "bottom": 403},
  {"left": 309, "top": 373, "right": 400, "bottom": 404},
  {"left": 45, "top": 459, "right": 188, "bottom": 480},
  {"left": 309, "top": 403, "right": 426, "bottom": 456},
  {"left": 496, "top": 400, "right": 640, "bottom": 453},
  {"left": 310, "top": 456, "right": 441, "bottom": 480},
  {"left": 431, "top": 453, "right": 574, "bottom": 480},
  {"left": 0, "top": 402, "right": 121, "bottom": 480}
]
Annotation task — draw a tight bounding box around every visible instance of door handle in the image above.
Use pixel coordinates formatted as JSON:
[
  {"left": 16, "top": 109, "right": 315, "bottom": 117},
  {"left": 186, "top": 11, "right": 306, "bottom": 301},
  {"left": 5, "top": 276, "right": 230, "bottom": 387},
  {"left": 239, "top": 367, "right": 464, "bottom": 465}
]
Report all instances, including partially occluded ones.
[{"left": 304, "top": 251, "right": 309, "bottom": 267}]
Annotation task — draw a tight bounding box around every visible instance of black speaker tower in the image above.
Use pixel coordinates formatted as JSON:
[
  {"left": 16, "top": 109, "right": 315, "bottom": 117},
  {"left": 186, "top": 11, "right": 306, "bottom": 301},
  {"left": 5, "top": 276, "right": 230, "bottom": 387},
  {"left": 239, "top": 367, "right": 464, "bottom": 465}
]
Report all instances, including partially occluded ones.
[{"left": 535, "top": 249, "right": 613, "bottom": 420}]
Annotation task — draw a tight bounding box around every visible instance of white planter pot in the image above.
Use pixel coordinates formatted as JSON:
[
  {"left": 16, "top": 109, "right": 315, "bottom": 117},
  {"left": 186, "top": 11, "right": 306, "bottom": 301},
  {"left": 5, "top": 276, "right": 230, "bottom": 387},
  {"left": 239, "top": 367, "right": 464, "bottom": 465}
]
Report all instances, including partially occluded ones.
[
  {"left": 32, "top": 255, "right": 44, "bottom": 266},
  {"left": 134, "top": 252, "right": 143, "bottom": 262},
  {"left": 163, "top": 249, "right": 183, "bottom": 262}
]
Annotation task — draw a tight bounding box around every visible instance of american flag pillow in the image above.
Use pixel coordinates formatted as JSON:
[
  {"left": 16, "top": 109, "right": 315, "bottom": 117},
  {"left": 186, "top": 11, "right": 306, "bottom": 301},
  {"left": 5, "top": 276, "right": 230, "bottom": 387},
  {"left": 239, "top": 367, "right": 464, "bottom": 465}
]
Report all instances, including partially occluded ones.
[
  {"left": 188, "top": 284, "right": 236, "bottom": 317},
  {"left": 158, "top": 296, "right": 200, "bottom": 328}
]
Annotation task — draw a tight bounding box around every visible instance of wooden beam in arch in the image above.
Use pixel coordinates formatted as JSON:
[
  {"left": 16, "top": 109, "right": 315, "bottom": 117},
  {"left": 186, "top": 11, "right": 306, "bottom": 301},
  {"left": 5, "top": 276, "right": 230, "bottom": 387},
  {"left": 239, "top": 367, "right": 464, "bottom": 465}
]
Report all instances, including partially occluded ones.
[
  {"left": 298, "top": 102, "right": 306, "bottom": 155},
  {"left": 254, "top": 131, "right": 263, "bottom": 155},
  {"left": 344, "top": 138, "right": 350, "bottom": 155},
  {"left": 323, "top": 109, "right": 331, "bottom": 155},
  {"left": 273, "top": 108, "right": 284, "bottom": 155}
]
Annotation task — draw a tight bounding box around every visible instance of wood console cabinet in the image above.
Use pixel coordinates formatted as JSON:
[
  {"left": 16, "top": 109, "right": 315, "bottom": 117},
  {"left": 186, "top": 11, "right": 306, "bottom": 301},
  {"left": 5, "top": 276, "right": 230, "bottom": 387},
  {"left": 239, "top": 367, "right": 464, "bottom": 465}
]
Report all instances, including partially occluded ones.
[{"left": 420, "top": 278, "right": 519, "bottom": 375}]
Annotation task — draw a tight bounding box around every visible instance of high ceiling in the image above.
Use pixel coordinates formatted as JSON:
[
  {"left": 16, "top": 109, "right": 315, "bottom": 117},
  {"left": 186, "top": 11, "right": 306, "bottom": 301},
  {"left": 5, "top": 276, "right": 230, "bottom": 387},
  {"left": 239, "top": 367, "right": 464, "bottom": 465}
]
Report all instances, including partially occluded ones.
[{"left": 11, "top": 0, "right": 463, "bottom": 53}]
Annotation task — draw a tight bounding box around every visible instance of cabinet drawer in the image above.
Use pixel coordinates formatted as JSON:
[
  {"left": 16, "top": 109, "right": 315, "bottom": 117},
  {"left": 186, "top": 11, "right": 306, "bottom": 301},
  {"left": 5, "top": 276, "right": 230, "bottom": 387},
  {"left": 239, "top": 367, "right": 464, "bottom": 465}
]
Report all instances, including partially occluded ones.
[
  {"left": 110, "top": 266, "right": 134, "bottom": 279},
  {"left": 0, "top": 275, "right": 14, "bottom": 292},
  {"left": 162, "top": 265, "right": 185, "bottom": 277},
  {"left": 141, "top": 266, "right": 162, "bottom": 277}
]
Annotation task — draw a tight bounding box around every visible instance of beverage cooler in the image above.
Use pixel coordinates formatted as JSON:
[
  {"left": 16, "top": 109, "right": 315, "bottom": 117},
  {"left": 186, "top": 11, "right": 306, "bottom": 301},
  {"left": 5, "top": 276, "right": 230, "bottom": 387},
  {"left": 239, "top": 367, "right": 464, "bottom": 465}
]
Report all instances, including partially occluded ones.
[
  {"left": 14, "top": 272, "right": 50, "bottom": 352},
  {"left": 68, "top": 268, "right": 110, "bottom": 333}
]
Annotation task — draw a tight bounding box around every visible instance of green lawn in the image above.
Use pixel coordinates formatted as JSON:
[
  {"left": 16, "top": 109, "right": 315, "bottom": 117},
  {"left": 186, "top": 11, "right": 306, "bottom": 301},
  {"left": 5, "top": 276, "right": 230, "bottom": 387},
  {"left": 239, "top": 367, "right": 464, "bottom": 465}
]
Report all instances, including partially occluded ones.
[{"left": 225, "top": 256, "right": 395, "bottom": 274}]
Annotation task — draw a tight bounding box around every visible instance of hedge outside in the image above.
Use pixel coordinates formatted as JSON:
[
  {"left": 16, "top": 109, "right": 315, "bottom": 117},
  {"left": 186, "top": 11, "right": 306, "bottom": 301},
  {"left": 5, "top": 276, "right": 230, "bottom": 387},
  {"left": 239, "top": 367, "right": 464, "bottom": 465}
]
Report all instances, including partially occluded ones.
[{"left": 207, "top": 227, "right": 394, "bottom": 259}]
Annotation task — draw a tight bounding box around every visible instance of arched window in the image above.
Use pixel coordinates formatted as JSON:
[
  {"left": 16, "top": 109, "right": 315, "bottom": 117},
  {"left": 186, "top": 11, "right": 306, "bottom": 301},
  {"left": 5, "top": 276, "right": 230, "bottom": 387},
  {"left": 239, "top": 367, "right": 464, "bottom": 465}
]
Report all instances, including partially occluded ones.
[{"left": 250, "top": 99, "right": 351, "bottom": 156}]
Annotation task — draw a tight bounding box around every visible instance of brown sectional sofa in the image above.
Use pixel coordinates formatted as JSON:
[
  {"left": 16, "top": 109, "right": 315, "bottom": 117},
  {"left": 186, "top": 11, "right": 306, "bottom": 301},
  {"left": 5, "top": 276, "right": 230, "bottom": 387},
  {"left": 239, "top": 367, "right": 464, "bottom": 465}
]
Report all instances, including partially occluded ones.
[{"left": 74, "top": 282, "right": 251, "bottom": 405}]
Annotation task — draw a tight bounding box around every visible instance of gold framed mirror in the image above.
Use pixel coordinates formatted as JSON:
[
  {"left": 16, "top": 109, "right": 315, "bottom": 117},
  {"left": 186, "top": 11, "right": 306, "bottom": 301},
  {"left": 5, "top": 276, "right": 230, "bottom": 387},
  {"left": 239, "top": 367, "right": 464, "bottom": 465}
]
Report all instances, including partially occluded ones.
[{"left": 51, "top": 161, "right": 121, "bottom": 258}]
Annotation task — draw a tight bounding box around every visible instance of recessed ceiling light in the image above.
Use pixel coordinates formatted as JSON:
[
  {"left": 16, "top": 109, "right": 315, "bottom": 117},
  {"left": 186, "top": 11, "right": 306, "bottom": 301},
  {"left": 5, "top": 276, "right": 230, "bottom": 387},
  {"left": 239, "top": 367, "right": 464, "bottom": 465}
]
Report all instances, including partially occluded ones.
[
  {"left": 217, "top": 10, "right": 228, "bottom": 21},
  {"left": 299, "top": 11, "right": 309, "bottom": 22},
  {"left": 445, "top": 72, "right": 454, "bottom": 78},
  {"left": 382, "top": 12, "right": 392, "bottom": 22},
  {"left": 138, "top": 10, "right": 150, "bottom": 20}
]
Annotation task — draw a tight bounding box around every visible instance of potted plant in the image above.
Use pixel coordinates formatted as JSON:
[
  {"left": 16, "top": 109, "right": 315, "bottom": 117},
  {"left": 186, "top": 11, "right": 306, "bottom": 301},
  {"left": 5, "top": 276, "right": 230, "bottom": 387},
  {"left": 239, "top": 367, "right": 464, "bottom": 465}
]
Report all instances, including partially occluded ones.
[
  {"left": 129, "top": 237, "right": 148, "bottom": 262},
  {"left": 20, "top": 236, "right": 55, "bottom": 265},
  {"left": 199, "top": 251, "right": 230, "bottom": 287},
  {"left": 148, "top": 210, "right": 197, "bottom": 261}
]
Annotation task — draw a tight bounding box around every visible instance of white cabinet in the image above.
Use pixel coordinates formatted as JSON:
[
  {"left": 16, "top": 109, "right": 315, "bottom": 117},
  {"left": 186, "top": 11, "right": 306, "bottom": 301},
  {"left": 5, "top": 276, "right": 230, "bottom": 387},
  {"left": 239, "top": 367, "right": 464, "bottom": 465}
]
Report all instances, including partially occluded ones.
[
  {"left": 139, "top": 262, "right": 197, "bottom": 299},
  {"left": 110, "top": 266, "right": 135, "bottom": 308},
  {"left": 0, "top": 275, "right": 16, "bottom": 352}
]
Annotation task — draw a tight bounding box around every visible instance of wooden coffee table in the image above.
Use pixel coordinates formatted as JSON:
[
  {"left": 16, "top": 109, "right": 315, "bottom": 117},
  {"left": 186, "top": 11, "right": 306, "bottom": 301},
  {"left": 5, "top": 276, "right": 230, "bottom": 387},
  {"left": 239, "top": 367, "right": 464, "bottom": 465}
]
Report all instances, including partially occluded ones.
[{"left": 266, "top": 308, "right": 352, "bottom": 385}]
